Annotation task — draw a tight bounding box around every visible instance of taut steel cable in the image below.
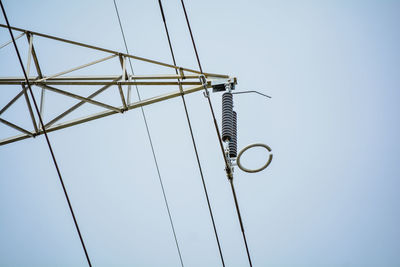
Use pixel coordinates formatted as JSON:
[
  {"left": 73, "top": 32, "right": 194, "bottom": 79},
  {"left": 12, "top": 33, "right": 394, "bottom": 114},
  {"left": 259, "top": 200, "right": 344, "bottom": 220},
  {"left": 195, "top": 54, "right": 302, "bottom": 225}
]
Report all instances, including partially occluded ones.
[
  {"left": 112, "top": 1, "right": 184, "bottom": 266},
  {"left": 179, "top": 1, "right": 254, "bottom": 266},
  {"left": 157, "top": 0, "right": 226, "bottom": 266},
  {"left": 0, "top": 1, "right": 92, "bottom": 266}
]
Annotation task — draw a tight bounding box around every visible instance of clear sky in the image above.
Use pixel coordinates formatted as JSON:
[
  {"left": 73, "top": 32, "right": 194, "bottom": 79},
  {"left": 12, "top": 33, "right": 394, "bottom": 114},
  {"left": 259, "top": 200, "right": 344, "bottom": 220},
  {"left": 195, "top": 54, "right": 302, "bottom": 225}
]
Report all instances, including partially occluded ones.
[{"left": 0, "top": 0, "right": 399, "bottom": 266}]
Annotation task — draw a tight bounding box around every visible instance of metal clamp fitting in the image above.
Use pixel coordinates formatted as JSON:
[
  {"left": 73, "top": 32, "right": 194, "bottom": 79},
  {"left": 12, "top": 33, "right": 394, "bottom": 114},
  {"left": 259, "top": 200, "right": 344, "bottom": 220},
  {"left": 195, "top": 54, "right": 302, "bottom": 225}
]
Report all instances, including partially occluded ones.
[{"left": 199, "top": 74, "right": 209, "bottom": 98}]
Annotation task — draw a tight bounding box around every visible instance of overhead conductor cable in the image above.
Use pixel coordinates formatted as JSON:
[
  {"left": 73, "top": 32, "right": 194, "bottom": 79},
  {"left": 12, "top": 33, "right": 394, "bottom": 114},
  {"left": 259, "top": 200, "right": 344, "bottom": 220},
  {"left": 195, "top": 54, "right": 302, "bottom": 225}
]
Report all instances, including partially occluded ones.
[
  {"left": 179, "top": 1, "right": 254, "bottom": 266},
  {"left": 157, "top": 0, "right": 226, "bottom": 266},
  {"left": 0, "top": 1, "right": 92, "bottom": 266},
  {"left": 112, "top": 1, "right": 184, "bottom": 266}
]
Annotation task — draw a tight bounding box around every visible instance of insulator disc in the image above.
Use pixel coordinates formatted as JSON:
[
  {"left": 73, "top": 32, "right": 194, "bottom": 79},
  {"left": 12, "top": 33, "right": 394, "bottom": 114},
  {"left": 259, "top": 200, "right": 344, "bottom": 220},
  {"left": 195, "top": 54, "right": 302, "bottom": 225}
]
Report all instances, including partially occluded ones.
[
  {"left": 229, "top": 111, "right": 237, "bottom": 158},
  {"left": 222, "top": 92, "right": 233, "bottom": 141}
]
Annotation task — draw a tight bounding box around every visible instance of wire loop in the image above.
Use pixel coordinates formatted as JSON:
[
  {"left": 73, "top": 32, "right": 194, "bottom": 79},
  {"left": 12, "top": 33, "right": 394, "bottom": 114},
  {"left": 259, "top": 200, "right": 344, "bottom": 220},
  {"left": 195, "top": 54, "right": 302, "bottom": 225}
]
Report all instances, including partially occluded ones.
[{"left": 237, "top": 143, "right": 273, "bottom": 173}]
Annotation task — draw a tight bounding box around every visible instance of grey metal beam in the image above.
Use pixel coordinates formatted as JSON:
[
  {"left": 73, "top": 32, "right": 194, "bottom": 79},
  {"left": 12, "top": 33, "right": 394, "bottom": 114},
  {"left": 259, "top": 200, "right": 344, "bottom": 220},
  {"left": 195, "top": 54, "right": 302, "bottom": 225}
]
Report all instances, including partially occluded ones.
[
  {"left": 36, "top": 54, "right": 117, "bottom": 83},
  {"left": 117, "top": 84, "right": 127, "bottom": 110},
  {"left": 26, "top": 34, "right": 33, "bottom": 76},
  {"left": 0, "top": 81, "right": 210, "bottom": 86},
  {"left": 127, "top": 75, "right": 132, "bottom": 105},
  {"left": 0, "top": 118, "right": 33, "bottom": 136},
  {"left": 0, "top": 31, "right": 24, "bottom": 49},
  {"left": 0, "top": 74, "right": 214, "bottom": 81},
  {"left": 0, "top": 24, "right": 229, "bottom": 78},
  {"left": 0, "top": 83, "right": 210, "bottom": 146},
  {"left": 26, "top": 33, "right": 43, "bottom": 78},
  {"left": 0, "top": 89, "right": 24, "bottom": 116},
  {"left": 118, "top": 55, "right": 128, "bottom": 81},
  {"left": 0, "top": 134, "right": 32, "bottom": 146},
  {"left": 38, "top": 87, "right": 45, "bottom": 130},
  {"left": 39, "top": 84, "right": 122, "bottom": 113},
  {"left": 22, "top": 85, "right": 38, "bottom": 133},
  {"left": 44, "top": 78, "right": 120, "bottom": 129}
]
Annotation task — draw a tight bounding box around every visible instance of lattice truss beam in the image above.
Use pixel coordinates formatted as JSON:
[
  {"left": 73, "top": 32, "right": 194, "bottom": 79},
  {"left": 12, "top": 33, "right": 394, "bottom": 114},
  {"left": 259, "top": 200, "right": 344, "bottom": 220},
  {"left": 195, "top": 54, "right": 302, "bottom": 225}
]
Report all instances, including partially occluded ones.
[{"left": 0, "top": 24, "right": 236, "bottom": 146}]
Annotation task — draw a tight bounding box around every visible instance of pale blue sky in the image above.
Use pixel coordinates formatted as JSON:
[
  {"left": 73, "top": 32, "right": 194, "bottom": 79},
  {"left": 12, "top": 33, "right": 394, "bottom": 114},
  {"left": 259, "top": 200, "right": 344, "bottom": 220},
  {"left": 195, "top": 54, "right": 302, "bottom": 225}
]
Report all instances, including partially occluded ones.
[{"left": 0, "top": 0, "right": 399, "bottom": 266}]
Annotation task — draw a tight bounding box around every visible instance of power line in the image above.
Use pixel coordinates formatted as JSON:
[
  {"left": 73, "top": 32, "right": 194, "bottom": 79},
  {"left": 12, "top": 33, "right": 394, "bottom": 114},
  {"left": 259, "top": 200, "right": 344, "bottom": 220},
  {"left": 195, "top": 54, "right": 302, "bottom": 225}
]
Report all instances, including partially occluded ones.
[
  {"left": 157, "top": 0, "right": 226, "bottom": 266},
  {"left": 112, "top": 1, "right": 184, "bottom": 266},
  {"left": 0, "top": 1, "right": 92, "bottom": 266},
  {"left": 229, "top": 179, "right": 253, "bottom": 266},
  {"left": 179, "top": 0, "right": 230, "bottom": 172},
  {"left": 179, "top": 1, "right": 254, "bottom": 266}
]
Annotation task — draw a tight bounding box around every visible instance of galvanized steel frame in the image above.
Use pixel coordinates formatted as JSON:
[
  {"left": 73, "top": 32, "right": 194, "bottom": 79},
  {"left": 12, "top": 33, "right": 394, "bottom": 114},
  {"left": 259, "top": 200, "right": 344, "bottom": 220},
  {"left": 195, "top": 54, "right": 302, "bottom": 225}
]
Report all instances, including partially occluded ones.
[{"left": 0, "top": 24, "right": 235, "bottom": 146}]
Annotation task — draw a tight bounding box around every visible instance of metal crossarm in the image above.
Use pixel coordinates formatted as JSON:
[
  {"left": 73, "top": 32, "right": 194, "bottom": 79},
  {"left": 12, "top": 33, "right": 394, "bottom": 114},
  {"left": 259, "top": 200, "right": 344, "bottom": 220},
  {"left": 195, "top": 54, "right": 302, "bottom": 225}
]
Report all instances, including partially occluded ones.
[{"left": 0, "top": 24, "right": 236, "bottom": 146}]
